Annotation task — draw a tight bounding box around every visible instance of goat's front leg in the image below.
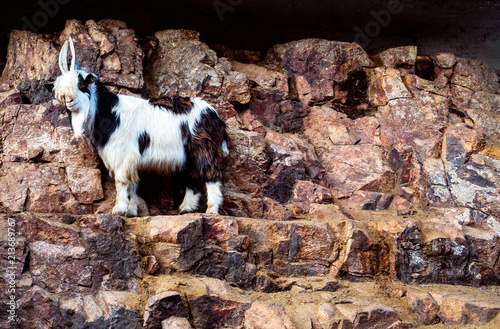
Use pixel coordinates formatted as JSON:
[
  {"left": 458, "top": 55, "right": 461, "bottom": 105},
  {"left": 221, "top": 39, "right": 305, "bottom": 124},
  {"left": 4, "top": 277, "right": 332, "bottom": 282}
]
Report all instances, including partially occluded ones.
[
  {"left": 112, "top": 180, "right": 139, "bottom": 217},
  {"left": 112, "top": 179, "right": 130, "bottom": 216}
]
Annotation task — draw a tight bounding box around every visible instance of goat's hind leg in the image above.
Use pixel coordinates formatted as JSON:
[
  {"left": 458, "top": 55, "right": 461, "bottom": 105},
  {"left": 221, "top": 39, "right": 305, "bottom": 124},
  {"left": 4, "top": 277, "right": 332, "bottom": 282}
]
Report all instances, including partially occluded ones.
[
  {"left": 179, "top": 186, "right": 201, "bottom": 215},
  {"left": 205, "top": 181, "right": 223, "bottom": 214}
]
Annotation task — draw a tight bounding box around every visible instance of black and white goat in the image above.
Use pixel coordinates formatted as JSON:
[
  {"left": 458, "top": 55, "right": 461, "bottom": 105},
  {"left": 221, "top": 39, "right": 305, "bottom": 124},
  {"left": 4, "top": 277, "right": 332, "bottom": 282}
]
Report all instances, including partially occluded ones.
[{"left": 53, "top": 37, "right": 228, "bottom": 217}]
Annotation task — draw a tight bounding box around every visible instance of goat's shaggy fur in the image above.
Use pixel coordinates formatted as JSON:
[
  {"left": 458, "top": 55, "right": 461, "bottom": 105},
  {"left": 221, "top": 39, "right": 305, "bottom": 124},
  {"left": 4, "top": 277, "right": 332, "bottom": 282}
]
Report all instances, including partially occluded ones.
[{"left": 53, "top": 37, "right": 228, "bottom": 216}]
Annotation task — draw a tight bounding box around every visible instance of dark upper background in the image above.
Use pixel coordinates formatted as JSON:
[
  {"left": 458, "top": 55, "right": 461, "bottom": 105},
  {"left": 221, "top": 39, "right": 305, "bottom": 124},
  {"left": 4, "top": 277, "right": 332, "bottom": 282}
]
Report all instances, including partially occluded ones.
[{"left": 0, "top": 0, "right": 499, "bottom": 68}]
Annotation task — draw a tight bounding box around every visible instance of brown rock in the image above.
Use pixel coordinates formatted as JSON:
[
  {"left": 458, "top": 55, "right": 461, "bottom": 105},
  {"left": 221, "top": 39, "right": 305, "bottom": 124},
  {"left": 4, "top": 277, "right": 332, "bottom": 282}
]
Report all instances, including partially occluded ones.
[
  {"left": 266, "top": 39, "right": 374, "bottom": 105},
  {"left": 61, "top": 19, "right": 144, "bottom": 90},
  {"left": 161, "top": 317, "right": 193, "bottom": 329},
  {"left": 468, "top": 91, "right": 500, "bottom": 114},
  {"left": 145, "top": 29, "right": 225, "bottom": 98},
  {"left": 145, "top": 215, "right": 204, "bottom": 271},
  {"left": 451, "top": 58, "right": 500, "bottom": 94},
  {"left": 335, "top": 304, "right": 401, "bottom": 329},
  {"left": 66, "top": 166, "right": 104, "bottom": 204},
  {"left": 222, "top": 70, "right": 251, "bottom": 105},
  {"left": 189, "top": 294, "right": 250, "bottom": 329},
  {"left": 367, "top": 67, "right": 412, "bottom": 107},
  {"left": 144, "top": 291, "right": 188, "bottom": 329},
  {"left": 304, "top": 106, "right": 393, "bottom": 197},
  {"left": 442, "top": 124, "right": 500, "bottom": 217},
  {"left": 292, "top": 180, "right": 333, "bottom": 204},
  {"left": 244, "top": 301, "right": 296, "bottom": 329},
  {"left": 95, "top": 290, "right": 142, "bottom": 328},
  {"left": 339, "top": 191, "right": 394, "bottom": 211},
  {"left": 1, "top": 30, "right": 58, "bottom": 85},
  {"left": 430, "top": 53, "right": 457, "bottom": 69},
  {"left": 407, "top": 290, "right": 440, "bottom": 324},
  {"left": 17, "top": 286, "right": 62, "bottom": 329},
  {"left": 373, "top": 46, "right": 417, "bottom": 75}
]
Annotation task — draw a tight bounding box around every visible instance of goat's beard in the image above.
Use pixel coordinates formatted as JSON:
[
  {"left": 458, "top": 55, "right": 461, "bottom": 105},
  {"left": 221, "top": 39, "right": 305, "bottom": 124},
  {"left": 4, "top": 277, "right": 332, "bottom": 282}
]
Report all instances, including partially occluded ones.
[{"left": 69, "top": 102, "right": 90, "bottom": 138}]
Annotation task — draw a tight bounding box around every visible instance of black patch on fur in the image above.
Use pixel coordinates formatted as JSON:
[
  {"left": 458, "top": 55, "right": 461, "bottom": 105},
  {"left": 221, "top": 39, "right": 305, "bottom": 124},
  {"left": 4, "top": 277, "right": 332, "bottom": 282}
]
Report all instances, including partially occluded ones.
[
  {"left": 182, "top": 108, "right": 228, "bottom": 183},
  {"left": 138, "top": 131, "right": 151, "bottom": 156},
  {"left": 149, "top": 96, "right": 194, "bottom": 115},
  {"left": 91, "top": 80, "right": 120, "bottom": 148}
]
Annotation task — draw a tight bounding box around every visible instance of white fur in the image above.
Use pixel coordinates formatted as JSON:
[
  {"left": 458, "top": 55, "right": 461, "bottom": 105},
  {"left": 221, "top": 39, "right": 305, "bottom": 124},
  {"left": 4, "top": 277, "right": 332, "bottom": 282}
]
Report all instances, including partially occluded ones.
[
  {"left": 179, "top": 188, "right": 201, "bottom": 214},
  {"left": 206, "top": 181, "right": 223, "bottom": 214}
]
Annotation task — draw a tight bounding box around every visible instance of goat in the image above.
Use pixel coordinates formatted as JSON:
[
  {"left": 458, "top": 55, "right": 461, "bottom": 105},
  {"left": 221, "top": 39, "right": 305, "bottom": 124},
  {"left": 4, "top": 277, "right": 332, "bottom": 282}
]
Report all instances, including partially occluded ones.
[{"left": 53, "top": 37, "right": 229, "bottom": 217}]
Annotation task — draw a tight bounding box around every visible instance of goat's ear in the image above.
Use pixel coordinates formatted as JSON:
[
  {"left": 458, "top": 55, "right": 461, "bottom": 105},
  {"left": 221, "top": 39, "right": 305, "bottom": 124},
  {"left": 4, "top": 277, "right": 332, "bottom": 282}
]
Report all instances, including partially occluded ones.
[{"left": 84, "top": 74, "right": 95, "bottom": 86}]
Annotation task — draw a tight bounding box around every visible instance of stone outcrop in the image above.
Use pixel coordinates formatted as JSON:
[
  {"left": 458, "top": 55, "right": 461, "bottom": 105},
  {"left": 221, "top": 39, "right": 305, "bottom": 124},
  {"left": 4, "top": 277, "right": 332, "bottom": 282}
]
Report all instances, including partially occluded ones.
[{"left": 1, "top": 19, "right": 500, "bottom": 328}]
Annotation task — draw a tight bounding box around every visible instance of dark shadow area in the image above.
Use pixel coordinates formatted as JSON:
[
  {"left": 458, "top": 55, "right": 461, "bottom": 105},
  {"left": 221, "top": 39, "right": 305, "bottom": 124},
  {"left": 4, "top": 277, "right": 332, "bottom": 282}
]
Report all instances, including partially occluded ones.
[{"left": 0, "top": 0, "right": 499, "bottom": 69}]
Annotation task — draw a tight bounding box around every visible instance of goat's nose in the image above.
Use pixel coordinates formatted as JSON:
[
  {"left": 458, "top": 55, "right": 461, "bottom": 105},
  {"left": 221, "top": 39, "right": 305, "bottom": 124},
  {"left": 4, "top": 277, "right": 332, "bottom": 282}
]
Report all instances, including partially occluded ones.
[{"left": 66, "top": 97, "right": 73, "bottom": 103}]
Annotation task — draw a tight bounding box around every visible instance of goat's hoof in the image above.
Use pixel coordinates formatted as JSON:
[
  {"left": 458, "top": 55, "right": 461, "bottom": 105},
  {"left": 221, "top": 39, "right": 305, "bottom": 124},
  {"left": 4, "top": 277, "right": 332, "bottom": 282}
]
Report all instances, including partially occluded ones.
[{"left": 112, "top": 205, "right": 128, "bottom": 216}]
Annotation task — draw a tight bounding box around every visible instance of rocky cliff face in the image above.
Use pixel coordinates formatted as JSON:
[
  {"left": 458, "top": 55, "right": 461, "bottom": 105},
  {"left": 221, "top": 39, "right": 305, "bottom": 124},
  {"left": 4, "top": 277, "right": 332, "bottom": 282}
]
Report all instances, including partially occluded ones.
[{"left": 1, "top": 19, "right": 500, "bottom": 329}]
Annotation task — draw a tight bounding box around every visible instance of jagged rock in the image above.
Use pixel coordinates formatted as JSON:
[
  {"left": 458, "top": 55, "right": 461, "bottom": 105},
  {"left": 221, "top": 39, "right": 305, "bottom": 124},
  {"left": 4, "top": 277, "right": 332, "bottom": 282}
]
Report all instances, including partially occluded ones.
[
  {"left": 144, "top": 291, "right": 188, "bottom": 329},
  {"left": 161, "top": 317, "right": 193, "bottom": 329},
  {"left": 373, "top": 46, "right": 417, "bottom": 75},
  {"left": 442, "top": 124, "right": 500, "bottom": 217},
  {"left": 244, "top": 301, "right": 296, "bottom": 329},
  {"left": 17, "top": 286, "right": 62, "bottom": 329},
  {"left": 145, "top": 29, "right": 227, "bottom": 99},
  {"left": 266, "top": 39, "right": 374, "bottom": 106},
  {"left": 451, "top": 58, "right": 500, "bottom": 94},
  {"left": 367, "top": 67, "right": 412, "bottom": 106},
  {"left": 406, "top": 290, "right": 440, "bottom": 324},
  {"left": 1, "top": 31, "right": 59, "bottom": 86},
  {"left": 304, "top": 105, "right": 393, "bottom": 197},
  {"left": 334, "top": 304, "right": 402, "bottom": 329},
  {"left": 189, "top": 294, "right": 250, "bottom": 329},
  {"left": 60, "top": 19, "right": 144, "bottom": 90}
]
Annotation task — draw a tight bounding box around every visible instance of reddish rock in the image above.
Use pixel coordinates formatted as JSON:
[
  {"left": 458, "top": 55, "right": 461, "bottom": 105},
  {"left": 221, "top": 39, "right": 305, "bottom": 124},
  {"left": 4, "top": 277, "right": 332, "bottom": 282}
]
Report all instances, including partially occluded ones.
[
  {"left": 451, "top": 58, "right": 500, "bottom": 94},
  {"left": 0, "top": 162, "right": 84, "bottom": 214},
  {"left": 373, "top": 46, "right": 417, "bottom": 75},
  {"left": 60, "top": 19, "right": 144, "bottom": 90},
  {"left": 161, "top": 317, "right": 193, "bottom": 329},
  {"left": 437, "top": 294, "right": 500, "bottom": 325},
  {"left": 442, "top": 124, "right": 500, "bottom": 217},
  {"left": 17, "top": 286, "right": 62, "bottom": 329},
  {"left": 244, "top": 301, "right": 296, "bottom": 329},
  {"left": 266, "top": 39, "right": 374, "bottom": 105},
  {"left": 189, "top": 295, "right": 250, "bottom": 329},
  {"left": 66, "top": 166, "right": 104, "bottom": 204},
  {"left": 367, "top": 67, "right": 412, "bottom": 107},
  {"left": 264, "top": 131, "right": 322, "bottom": 203},
  {"left": 2, "top": 103, "right": 99, "bottom": 167},
  {"left": 1, "top": 31, "right": 58, "bottom": 85},
  {"left": 304, "top": 106, "right": 393, "bottom": 197},
  {"left": 335, "top": 304, "right": 402, "bottom": 329},
  {"left": 407, "top": 290, "right": 440, "bottom": 324},
  {"left": 145, "top": 29, "right": 227, "bottom": 98},
  {"left": 376, "top": 90, "right": 448, "bottom": 154},
  {"left": 292, "top": 180, "right": 333, "bottom": 204},
  {"left": 143, "top": 291, "right": 188, "bottom": 329}
]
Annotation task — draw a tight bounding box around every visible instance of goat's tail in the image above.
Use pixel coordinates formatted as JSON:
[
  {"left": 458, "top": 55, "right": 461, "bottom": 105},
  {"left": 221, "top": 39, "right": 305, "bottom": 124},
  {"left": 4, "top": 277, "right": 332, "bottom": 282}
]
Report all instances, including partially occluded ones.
[{"left": 222, "top": 129, "right": 229, "bottom": 157}]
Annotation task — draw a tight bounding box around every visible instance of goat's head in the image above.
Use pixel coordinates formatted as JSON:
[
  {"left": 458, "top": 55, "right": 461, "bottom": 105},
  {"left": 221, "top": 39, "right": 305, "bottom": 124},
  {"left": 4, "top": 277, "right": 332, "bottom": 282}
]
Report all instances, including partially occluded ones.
[{"left": 53, "top": 37, "right": 97, "bottom": 138}]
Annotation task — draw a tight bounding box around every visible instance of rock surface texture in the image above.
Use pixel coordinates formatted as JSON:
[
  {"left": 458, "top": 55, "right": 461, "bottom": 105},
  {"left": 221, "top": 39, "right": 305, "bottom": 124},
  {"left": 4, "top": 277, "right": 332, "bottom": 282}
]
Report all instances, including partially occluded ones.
[{"left": 1, "top": 19, "right": 500, "bottom": 328}]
